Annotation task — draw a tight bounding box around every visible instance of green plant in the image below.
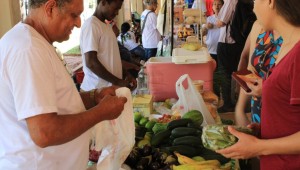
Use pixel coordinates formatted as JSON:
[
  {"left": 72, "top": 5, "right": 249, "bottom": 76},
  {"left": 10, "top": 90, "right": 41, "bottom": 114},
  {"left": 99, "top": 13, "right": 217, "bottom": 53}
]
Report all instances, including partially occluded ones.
[{"left": 64, "top": 45, "right": 81, "bottom": 55}]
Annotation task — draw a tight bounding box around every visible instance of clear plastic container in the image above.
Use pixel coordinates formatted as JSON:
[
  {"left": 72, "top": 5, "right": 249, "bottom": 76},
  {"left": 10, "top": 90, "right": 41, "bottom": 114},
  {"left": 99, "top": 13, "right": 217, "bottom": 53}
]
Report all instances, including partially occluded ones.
[{"left": 136, "top": 66, "right": 149, "bottom": 95}]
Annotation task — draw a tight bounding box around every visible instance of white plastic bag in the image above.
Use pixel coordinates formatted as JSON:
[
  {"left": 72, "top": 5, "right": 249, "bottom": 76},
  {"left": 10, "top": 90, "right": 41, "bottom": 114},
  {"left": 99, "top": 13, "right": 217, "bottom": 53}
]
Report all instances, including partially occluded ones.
[
  {"left": 93, "top": 87, "right": 135, "bottom": 170},
  {"left": 172, "top": 74, "right": 215, "bottom": 126}
]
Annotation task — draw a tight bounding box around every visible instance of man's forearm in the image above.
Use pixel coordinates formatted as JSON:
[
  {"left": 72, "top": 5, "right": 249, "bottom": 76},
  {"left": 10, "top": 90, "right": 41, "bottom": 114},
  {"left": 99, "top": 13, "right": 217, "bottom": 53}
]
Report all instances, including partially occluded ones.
[
  {"left": 89, "top": 61, "right": 122, "bottom": 85},
  {"left": 26, "top": 109, "right": 104, "bottom": 148}
]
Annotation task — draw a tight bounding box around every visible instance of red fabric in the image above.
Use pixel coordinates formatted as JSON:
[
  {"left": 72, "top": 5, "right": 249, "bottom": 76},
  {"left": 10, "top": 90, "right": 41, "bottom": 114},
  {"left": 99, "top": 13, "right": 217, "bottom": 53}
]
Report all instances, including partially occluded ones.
[
  {"left": 261, "top": 41, "right": 300, "bottom": 170},
  {"left": 75, "top": 70, "right": 84, "bottom": 84},
  {"left": 206, "top": 0, "right": 214, "bottom": 16}
]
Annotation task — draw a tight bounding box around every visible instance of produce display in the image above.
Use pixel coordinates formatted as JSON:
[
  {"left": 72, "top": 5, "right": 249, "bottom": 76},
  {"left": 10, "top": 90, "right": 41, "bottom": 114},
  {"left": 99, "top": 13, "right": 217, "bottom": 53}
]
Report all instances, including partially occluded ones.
[
  {"left": 126, "top": 108, "right": 234, "bottom": 170},
  {"left": 202, "top": 125, "right": 253, "bottom": 151},
  {"left": 88, "top": 96, "right": 239, "bottom": 169}
]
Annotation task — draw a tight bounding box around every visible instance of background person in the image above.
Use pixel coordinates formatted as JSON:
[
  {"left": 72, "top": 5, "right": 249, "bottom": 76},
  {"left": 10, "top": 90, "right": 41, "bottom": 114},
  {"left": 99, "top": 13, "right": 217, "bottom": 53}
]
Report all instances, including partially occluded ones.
[
  {"left": 141, "top": 0, "right": 161, "bottom": 61},
  {"left": 202, "top": 0, "right": 224, "bottom": 67},
  {"left": 118, "top": 22, "right": 146, "bottom": 61},
  {"left": 0, "top": 0, "right": 127, "bottom": 169},
  {"left": 235, "top": 21, "right": 282, "bottom": 126},
  {"left": 215, "top": 0, "right": 244, "bottom": 113},
  {"left": 112, "top": 22, "right": 141, "bottom": 78},
  {"left": 80, "top": 0, "right": 136, "bottom": 92}
]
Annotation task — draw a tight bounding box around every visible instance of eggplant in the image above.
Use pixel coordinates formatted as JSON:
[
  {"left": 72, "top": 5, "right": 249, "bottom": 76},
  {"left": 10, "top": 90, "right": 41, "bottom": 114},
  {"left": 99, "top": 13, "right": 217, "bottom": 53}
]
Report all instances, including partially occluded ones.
[
  {"left": 151, "top": 148, "right": 161, "bottom": 161},
  {"left": 136, "top": 155, "right": 152, "bottom": 170},
  {"left": 141, "top": 145, "right": 152, "bottom": 156},
  {"left": 149, "top": 161, "right": 161, "bottom": 170},
  {"left": 125, "top": 147, "right": 142, "bottom": 168},
  {"left": 161, "top": 164, "right": 172, "bottom": 170}
]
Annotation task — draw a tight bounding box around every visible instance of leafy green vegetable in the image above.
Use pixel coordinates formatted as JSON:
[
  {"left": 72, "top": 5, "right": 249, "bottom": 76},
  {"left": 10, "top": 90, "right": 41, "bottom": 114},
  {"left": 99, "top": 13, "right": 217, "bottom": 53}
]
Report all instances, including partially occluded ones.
[{"left": 201, "top": 125, "right": 252, "bottom": 151}]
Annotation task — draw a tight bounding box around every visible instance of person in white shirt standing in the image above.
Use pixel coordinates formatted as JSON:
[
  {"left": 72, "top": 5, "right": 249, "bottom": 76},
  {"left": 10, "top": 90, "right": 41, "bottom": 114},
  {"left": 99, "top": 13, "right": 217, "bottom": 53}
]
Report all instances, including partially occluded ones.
[
  {"left": 202, "top": 0, "right": 224, "bottom": 66},
  {"left": 141, "top": 0, "right": 161, "bottom": 61},
  {"left": 80, "top": 0, "right": 136, "bottom": 91},
  {"left": 0, "top": 0, "right": 127, "bottom": 169}
]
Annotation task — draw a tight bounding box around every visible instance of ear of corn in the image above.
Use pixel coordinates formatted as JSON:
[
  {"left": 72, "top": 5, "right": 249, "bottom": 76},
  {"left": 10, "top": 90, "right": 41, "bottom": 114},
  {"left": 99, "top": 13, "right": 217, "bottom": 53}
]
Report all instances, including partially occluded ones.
[
  {"left": 175, "top": 152, "right": 199, "bottom": 165},
  {"left": 172, "top": 164, "right": 219, "bottom": 170}
]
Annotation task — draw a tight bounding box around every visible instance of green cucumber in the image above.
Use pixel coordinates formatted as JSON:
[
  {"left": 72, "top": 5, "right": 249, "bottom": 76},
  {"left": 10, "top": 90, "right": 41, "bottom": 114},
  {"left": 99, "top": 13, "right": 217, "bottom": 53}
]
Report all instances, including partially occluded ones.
[
  {"left": 187, "top": 122, "right": 203, "bottom": 130},
  {"left": 150, "top": 129, "right": 171, "bottom": 147},
  {"left": 167, "top": 118, "right": 192, "bottom": 130},
  {"left": 171, "top": 127, "right": 202, "bottom": 138},
  {"left": 172, "top": 136, "right": 202, "bottom": 147}
]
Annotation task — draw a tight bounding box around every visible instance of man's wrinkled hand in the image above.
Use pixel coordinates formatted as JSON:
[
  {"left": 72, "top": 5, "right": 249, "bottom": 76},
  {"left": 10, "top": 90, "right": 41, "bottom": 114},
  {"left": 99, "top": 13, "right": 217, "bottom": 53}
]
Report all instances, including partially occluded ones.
[
  {"left": 95, "top": 86, "right": 118, "bottom": 103},
  {"left": 95, "top": 95, "right": 127, "bottom": 120}
]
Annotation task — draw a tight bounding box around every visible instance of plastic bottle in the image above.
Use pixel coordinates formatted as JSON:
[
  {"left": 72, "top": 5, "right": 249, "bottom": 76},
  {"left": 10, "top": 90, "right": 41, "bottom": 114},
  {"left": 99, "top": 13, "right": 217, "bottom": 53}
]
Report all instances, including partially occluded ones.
[{"left": 137, "top": 66, "right": 149, "bottom": 94}]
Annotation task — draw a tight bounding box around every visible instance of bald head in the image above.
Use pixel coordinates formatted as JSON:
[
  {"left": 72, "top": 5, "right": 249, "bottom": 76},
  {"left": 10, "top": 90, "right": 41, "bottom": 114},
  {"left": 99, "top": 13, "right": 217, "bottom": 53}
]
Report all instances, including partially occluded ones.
[{"left": 29, "top": 0, "right": 72, "bottom": 9}]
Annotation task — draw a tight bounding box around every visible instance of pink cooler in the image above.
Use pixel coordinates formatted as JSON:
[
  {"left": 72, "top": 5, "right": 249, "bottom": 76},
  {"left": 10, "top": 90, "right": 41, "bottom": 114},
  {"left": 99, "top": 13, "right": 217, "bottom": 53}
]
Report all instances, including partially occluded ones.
[{"left": 146, "top": 57, "right": 216, "bottom": 102}]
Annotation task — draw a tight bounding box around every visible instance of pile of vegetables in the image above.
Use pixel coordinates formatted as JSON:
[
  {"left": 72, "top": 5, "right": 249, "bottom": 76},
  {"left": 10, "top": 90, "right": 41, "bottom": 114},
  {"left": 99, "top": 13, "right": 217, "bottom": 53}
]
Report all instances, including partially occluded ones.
[
  {"left": 125, "top": 146, "right": 177, "bottom": 170},
  {"left": 127, "top": 109, "right": 233, "bottom": 169}
]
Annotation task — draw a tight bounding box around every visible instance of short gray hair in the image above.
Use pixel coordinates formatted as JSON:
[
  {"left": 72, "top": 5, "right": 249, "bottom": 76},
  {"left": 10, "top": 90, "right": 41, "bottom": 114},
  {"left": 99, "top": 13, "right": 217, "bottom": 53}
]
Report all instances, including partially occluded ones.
[
  {"left": 143, "top": 0, "right": 157, "bottom": 6},
  {"left": 29, "top": 0, "right": 73, "bottom": 9}
]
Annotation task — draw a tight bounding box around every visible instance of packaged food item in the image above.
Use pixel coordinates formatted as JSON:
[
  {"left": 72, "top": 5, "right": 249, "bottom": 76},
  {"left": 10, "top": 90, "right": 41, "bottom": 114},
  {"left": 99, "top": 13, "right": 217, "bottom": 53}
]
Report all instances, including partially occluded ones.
[
  {"left": 201, "top": 90, "right": 218, "bottom": 104},
  {"left": 193, "top": 80, "right": 204, "bottom": 94},
  {"left": 133, "top": 94, "right": 153, "bottom": 117}
]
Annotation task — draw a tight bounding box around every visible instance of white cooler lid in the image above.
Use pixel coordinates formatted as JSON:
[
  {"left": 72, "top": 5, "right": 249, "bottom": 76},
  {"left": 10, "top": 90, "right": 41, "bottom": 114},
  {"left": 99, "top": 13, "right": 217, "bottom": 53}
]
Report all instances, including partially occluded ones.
[{"left": 172, "top": 47, "right": 212, "bottom": 64}]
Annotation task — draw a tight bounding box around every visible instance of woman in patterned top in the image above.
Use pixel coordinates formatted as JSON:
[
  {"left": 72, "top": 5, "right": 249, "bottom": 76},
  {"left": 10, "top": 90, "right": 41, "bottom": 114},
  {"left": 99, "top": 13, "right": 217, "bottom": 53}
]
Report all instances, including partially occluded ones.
[
  {"left": 249, "top": 30, "right": 283, "bottom": 122},
  {"left": 235, "top": 21, "right": 282, "bottom": 126},
  {"left": 218, "top": 0, "right": 300, "bottom": 168}
]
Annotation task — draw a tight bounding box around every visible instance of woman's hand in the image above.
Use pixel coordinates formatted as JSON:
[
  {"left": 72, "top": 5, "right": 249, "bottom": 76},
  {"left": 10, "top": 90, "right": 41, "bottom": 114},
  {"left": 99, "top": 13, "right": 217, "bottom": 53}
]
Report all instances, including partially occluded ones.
[
  {"left": 247, "top": 123, "right": 261, "bottom": 138},
  {"left": 245, "top": 77, "right": 263, "bottom": 97},
  {"left": 216, "top": 126, "right": 262, "bottom": 159}
]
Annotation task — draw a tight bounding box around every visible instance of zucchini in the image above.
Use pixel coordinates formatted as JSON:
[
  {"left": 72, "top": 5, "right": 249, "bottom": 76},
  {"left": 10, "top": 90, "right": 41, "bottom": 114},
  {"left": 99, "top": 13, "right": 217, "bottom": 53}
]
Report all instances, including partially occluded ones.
[
  {"left": 164, "top": 145, "right": 202, "bottom": 157},
  {"left": 201, "top": 148, "right": 230, "bottom": 165},
  {"left": 151, "top": 129, "right": 171, "bottom": 147},
  {"left": 172, "top": 136, "right": 202, "bottom": 147},
  {"left": 167, "top": 118, "right": 192, "bottom": 130},
  {"left": 187, "top": 122, "right": 203, "bottom": 130},
  {"left": 171, "top": 127, "right": 202, "bottom": 138}
]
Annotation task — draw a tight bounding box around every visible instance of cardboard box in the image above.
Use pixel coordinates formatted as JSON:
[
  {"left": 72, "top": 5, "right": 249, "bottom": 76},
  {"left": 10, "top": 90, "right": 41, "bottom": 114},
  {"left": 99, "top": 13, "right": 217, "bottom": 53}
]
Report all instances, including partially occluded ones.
[{"left": 133, "top": 95, "right": 153, "bottom": 117}]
